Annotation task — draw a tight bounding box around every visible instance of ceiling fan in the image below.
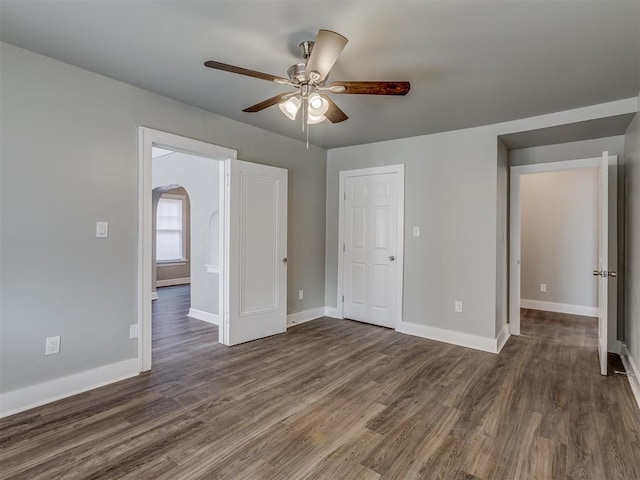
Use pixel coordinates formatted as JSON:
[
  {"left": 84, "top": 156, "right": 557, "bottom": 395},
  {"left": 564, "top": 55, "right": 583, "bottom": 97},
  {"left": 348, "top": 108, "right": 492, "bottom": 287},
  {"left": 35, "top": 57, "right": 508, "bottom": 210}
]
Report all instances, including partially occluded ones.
[{"left": 204, "top": 29, "right": 410, "bottom": 145}]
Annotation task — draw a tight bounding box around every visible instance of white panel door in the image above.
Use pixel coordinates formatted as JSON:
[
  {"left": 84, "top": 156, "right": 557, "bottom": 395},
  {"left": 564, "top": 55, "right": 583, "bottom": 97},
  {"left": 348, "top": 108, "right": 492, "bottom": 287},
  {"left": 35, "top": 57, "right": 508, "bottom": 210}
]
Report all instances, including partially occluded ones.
[
  {"left": 597, "top": 151, "right": 609, "bottom": 376},
  {"left": 343, "top": 173, "right": 398, "bottom": 328},
  {"left": 224, "top": 159, "right": 287, "bottom": 346}
]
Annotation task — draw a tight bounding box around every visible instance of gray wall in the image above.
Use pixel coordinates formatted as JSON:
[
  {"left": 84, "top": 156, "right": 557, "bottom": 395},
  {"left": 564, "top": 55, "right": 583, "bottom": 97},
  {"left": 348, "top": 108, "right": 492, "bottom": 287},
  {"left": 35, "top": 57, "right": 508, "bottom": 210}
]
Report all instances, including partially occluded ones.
[
  {"left": 520, "top": 169, "right": 598, "bottom": 308},
  {"left": 624, "top": 110, "right": 640, "bottom": 364},
  {"left": 0, "top": 43, "right": 327, "bottom": 394},
  {"left": 326, "top": 128, "right": 500, "bottom": 340},
  {"left": 156, "top": 187, "right": 191, "bottom": 283}
]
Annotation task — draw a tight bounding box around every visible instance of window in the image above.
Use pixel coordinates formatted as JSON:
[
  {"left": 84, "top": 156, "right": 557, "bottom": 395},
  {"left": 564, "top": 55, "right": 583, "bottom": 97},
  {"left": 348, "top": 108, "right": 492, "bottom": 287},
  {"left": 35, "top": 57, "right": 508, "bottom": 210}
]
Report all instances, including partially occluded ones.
[{"left": 156, "top": 194, "right": 186, "bottom": 262}]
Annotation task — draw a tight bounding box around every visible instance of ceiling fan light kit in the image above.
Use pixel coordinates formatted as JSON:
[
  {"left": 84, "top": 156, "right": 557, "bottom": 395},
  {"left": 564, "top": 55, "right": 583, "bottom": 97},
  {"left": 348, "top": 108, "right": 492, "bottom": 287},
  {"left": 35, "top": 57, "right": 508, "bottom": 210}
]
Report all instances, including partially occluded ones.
[
  {"left": 204, "top": 29, "right": 410, "bottom": 147},
  {"left": 278, "top": 96, "right": 301, "bottom": 120}
]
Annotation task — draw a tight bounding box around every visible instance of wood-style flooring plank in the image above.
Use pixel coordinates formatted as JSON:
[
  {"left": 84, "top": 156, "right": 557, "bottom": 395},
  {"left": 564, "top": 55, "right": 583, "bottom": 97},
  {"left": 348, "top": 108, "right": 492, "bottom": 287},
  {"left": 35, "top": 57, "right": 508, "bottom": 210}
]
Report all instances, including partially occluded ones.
[{"left": 1, "top": 288, "right": 639, "bottom": 480}]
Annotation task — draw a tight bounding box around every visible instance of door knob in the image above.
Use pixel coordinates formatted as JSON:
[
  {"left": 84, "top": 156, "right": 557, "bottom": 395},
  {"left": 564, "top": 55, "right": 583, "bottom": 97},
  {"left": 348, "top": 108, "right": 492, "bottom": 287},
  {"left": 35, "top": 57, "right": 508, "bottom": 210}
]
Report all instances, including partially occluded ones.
[
  {"left": 593, "top": 270, "right": 600, "bottom": 276},
  {"left": 608, "top": 271, "right": 617, "bottom": 277},
  {"left": 282, "top": 258, "right": 287, "bottom": 264},
  {"left": 388, "top": 255, "right": 395, "bottom": 261}
]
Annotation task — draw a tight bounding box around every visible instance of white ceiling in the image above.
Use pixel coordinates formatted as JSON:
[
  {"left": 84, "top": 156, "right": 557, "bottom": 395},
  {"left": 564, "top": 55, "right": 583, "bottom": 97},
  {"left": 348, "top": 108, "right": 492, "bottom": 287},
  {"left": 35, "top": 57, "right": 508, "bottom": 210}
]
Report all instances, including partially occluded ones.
[{"left": 1, "top": 1, "right": 638, "bottom": 149}]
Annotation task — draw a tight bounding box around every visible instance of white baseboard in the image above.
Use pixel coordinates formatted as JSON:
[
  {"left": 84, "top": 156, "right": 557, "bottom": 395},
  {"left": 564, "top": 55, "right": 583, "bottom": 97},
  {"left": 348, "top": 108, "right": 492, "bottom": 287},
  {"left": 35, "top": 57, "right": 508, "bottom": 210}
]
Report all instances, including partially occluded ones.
[
  {"left": 521, "top": 299, "right": 598, "bottom": 317},
  {"left": 188, "top": 308, "right": 221, "bottom": 326},
  {"left": 395, "top": 320, "right": 500, "bottom": 353},
  {"left": 620, "top": 349, "right": 640, "bottom": 412},
  {"left": 324, "top": 307, "right": 342, "bottom": 319},
  {"left": 151, "top": 291, "right": 158, "bottom": 300},
  {"left": 156, "top": 277, "right": 191, "bottom": 287},
  {"left": 287, "top": 307, "right": 326, "bottom": 327},
  {"left": 0, "top": 358, "right": 139, "bottom": 418}
]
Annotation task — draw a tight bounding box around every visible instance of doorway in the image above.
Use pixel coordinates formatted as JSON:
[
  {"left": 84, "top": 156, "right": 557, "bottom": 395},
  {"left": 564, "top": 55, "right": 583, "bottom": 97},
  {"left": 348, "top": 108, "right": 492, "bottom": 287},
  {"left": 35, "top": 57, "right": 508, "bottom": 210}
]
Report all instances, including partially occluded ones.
[
  {"left": 509, "top": 153, "right": 618, "bottom": 374},
  {"left": 337, "top": 165, "right": 405, "bottom": 328},
  {"left": 138, "top": 128, "right": 234, "bottom": 372},
  {"left": 138, "top": 128, "right": 289, "bottom": 372}
]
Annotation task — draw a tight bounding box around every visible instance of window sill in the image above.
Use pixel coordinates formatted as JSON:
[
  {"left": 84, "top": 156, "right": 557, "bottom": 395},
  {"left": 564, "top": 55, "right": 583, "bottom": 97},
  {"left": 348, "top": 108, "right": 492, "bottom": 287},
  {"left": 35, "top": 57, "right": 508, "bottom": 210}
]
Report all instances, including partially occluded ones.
[{"left": 156, "top": 260, "right": 188, "bottom": 267}]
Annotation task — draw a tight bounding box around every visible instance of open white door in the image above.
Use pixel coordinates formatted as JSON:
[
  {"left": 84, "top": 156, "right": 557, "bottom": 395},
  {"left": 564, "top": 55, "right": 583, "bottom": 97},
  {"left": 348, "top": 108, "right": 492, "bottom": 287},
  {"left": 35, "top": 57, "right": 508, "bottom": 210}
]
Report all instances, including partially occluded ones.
[
  {"left": 223, "top": 159, "right": 288, "bottom": 346},
  {"left": 596, "top": 151, "right": 609, "bottom": 376}
]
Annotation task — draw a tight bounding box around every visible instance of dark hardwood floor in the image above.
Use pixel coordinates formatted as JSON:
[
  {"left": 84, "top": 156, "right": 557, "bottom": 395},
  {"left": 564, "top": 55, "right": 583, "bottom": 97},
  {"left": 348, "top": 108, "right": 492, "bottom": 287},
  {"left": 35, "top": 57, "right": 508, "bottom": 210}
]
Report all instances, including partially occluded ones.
[{"left": 1, "top": 286, "right": 639, "bottom": 479}]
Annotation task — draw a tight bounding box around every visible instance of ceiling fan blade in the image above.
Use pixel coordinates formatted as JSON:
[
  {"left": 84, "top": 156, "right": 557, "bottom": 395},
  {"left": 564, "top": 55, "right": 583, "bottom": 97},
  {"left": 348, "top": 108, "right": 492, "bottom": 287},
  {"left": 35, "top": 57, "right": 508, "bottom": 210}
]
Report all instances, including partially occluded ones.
[
  {"left": 242, "top": 92, "right": 296, "bottom": 113},
  {"left": 204, "top": 60, "right": 292, "bottom": 85},
  {"left": 305, "top": 30, "right": 348, "bottom": 83},
  {"left": 323, "top": 95, "right": 348, "bottom": 123},
  {"left": 328, "top": 81, "right": 410, "bottom": 96}
]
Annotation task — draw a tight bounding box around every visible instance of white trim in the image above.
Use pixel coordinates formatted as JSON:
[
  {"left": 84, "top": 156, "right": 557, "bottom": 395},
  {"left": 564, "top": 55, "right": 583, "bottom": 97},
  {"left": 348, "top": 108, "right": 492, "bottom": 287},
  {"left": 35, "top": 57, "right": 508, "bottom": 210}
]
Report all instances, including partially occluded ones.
[
  {"left": 138, "top": 127, "right": 236, "bottom": 371},
  {"left": 287, "top": 307, "right": 326, "bottom": 327},
  {"left": 496, "top": 323, "right": 511, "bottom": 353},
  {"left": 324, "top": 306, "right": 342, "bottom": 319},
  {"left": 396, "top": 320, "right": 501, "bottom": 353},
  {"left": 156, "top": 260, "right": 188, "bottom": 267},
  {"left": 156, "top": 277, "right": 191, "bottom": 287},
  {"left": 520, "top": 299, "right": 598, "bottom": 317},
  {"left": 0, "top": 358, "right": 139, "bottom": 418},
  {"left": 188, "top": 308, "right": 221, "bottom": 326},
  {"left": 337, "top": 164, "right": 405, "bottom": 327},
  {"left": 151, "top": 291, "right": 159, "bottom": 301},
  {"left": 509, "top": 155, "right": 617, "bottom": 336},
  {"left": 620, "top": 351, "right": 640, "bottom": 412}
]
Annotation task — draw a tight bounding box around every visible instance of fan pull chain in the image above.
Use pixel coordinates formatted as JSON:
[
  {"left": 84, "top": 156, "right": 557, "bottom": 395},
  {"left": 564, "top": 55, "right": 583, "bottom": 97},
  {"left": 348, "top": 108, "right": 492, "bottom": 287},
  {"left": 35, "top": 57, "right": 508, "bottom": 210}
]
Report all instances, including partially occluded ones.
[{"left": 302, "top": 97, "right": 309, "bottom": 149}]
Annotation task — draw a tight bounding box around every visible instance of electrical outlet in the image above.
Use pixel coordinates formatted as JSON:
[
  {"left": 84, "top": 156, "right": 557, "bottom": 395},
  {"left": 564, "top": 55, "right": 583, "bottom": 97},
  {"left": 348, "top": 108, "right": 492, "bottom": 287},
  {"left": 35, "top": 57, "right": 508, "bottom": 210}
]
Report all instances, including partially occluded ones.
[
  {"left": 455, "top": 301, "right": 463, "bottom": 313},
  {"left": 540, "top": 283, "right": 547, "bottom": 293},
  {"left": 45, "top": 336, "right": 60, "bottom": 355},
  {"left": 413, "top": 226, "right": 420, "bottom": 237},
  {"left": 129, "top": 324, "right": 138, "bottom": 339},
  {"left": 298, "top": 290, "right": 304, "bottom": 300}
]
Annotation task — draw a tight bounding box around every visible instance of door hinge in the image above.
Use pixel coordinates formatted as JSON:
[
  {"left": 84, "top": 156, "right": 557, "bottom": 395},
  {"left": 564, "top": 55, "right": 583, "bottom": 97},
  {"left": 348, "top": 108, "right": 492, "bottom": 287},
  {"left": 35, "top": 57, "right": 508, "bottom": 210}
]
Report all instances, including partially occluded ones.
[
  {"left": 343, "top": 244, "right": 346, "bottom": 252},
  {"left": 342, "top": 295, "right": 344, "bottom": 302},
  {"left": 225, "top": 170, "right": 230, "bottom": 186},
  {"left": 344, "top": 192, "right": 346, "bottom": 200}
]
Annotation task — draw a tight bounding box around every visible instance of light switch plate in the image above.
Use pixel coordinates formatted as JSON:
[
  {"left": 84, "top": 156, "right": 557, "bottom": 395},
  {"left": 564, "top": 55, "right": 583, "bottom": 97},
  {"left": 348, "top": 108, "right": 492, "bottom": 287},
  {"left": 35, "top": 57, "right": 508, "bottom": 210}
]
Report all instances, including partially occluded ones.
[
  {"left": 455, "top": 301, "right": 463, "bottom": 313},
  {"left": 45, "top": 336, "right": 61, "bottom": 355},
  {"left": 96, "top": 222, "right": 109, "bottom": 238},
  {"left": 540, "top": 283, "right": 547, "bottom": 293}
]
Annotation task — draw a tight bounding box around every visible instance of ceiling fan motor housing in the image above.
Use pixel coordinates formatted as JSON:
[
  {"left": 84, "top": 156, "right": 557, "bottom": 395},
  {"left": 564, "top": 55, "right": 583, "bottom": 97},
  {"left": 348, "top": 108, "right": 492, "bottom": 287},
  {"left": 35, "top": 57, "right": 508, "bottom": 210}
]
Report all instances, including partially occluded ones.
[{"left": 287, "top": 62, "right": 307, "bottom": 84}]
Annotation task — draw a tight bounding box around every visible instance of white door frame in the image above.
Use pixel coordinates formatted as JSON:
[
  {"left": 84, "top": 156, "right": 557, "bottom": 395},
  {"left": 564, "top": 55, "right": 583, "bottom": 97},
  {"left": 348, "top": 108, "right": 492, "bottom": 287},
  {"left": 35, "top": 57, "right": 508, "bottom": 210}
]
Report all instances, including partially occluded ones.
[
  {"left": 509, "top": 154, "right": 616, "bottom": 335},
  {"left": 337, "top": 164, "right": 405, "bottom": 326},
  {"left": 138, "top": 127, "right": 236, "bottom": 372}
]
